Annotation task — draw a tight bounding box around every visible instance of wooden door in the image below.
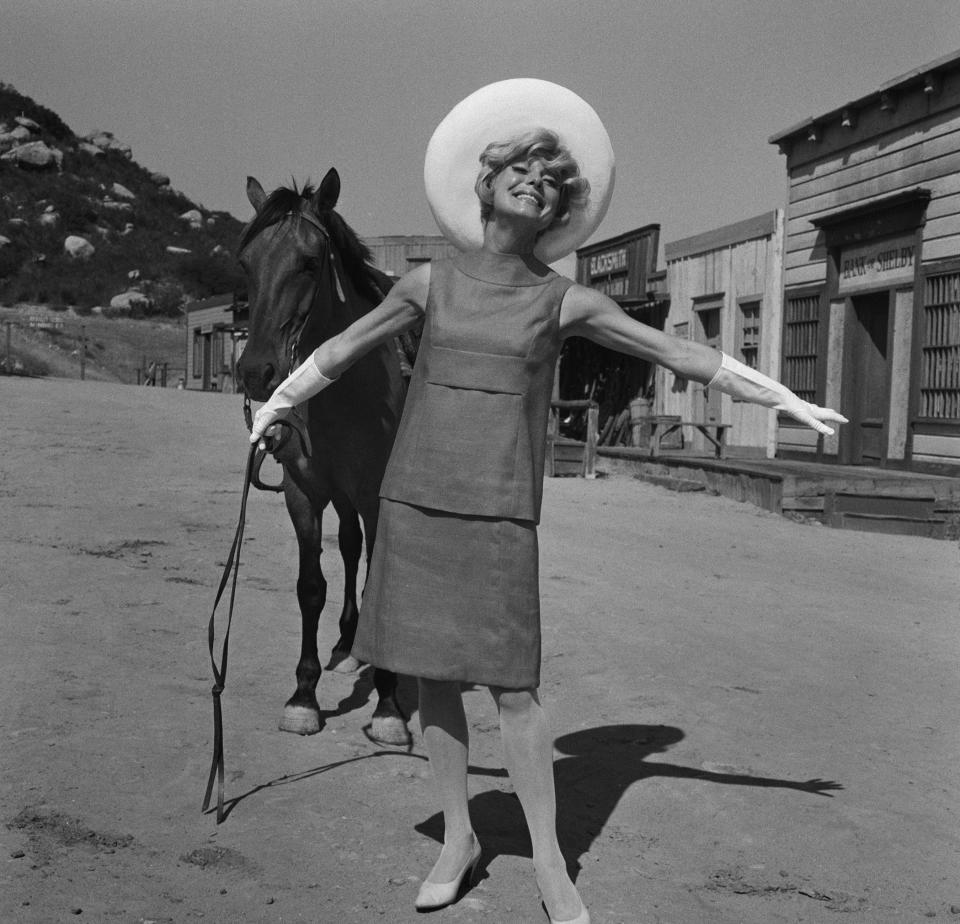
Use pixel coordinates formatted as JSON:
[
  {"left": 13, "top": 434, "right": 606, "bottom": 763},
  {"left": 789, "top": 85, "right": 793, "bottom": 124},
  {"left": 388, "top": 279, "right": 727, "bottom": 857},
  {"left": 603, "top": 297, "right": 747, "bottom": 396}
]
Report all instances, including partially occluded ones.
[
  {"left": 697, "top": 308, "right": 723, "bottom": 423},
  {"left": 845, "top": 291, "right": 890, "bottom": 465},
  {"left": 202, "top": 334, "right": 213, "bottom": 391}
]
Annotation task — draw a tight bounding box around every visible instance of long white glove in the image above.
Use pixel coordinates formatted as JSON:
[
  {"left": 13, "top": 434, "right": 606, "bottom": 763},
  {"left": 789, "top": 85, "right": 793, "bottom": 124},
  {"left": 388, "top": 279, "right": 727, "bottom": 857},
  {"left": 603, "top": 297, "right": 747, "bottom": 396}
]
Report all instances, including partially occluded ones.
[
  {"left": 249, "top": 355, "right": 336, "bottom": 443},
  {"left": 708, "top": 352, "right": 847, "bottom": 436}
]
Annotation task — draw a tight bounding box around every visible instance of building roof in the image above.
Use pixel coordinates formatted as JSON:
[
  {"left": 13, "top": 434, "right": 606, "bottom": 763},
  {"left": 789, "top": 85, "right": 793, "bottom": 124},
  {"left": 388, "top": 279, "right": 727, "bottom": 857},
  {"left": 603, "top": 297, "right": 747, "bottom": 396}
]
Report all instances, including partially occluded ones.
[
  {"left": 769, "top": 47, "right": 960, "bottom": 146},
  {"left": 664, "top": 211, "right": 778, "bottom": 263}
]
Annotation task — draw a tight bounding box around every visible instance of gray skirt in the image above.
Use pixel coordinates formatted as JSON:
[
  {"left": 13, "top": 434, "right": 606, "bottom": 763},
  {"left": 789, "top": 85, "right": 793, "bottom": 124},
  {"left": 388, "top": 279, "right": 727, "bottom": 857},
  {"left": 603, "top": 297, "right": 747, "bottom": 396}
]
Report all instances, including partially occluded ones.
[{"left": 352, "top": 498, "right": 541, "bottom": 689}]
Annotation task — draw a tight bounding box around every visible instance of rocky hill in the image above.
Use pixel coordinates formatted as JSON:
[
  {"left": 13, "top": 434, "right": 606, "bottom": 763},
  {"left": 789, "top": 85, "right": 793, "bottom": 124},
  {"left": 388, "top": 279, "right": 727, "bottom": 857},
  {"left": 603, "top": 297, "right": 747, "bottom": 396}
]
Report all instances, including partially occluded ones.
[{"left": 0, "top": 83, "right": 246, "bottom": 317}]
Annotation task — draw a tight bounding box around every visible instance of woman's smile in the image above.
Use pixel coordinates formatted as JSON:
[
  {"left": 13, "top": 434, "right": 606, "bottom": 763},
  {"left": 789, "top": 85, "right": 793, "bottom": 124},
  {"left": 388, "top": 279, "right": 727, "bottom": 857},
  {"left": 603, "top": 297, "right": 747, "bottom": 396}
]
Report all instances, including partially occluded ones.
[{"left": 492, "top": 159, "right": 560, "bottom": 228}]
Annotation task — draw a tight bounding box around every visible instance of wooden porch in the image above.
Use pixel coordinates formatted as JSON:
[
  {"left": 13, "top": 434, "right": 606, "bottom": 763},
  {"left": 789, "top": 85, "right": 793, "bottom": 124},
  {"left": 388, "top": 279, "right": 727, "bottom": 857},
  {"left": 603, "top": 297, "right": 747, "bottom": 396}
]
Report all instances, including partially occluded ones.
[{"left": 592, "top": 446, "right": 960, "bottom": 540}]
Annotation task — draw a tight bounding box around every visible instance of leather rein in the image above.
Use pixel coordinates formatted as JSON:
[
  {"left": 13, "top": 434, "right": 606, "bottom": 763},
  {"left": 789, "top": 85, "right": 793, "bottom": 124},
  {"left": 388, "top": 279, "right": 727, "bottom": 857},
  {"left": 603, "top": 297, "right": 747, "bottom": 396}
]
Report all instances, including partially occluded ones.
[{"left": 202, "top": 206, "right": 335, "bottom": 823}]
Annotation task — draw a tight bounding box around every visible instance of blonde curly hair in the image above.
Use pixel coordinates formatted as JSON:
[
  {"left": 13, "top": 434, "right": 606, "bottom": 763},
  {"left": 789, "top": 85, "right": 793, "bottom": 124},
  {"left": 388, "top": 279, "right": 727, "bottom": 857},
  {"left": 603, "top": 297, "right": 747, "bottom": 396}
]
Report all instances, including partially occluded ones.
[{"left": 474, "top": 128, "right": 590, "bottom": 232}]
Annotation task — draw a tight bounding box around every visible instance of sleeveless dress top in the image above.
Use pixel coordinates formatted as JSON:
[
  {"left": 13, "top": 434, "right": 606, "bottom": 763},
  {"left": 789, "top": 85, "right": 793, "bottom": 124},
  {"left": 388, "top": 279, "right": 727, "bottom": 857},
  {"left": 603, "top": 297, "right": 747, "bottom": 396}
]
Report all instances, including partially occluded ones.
[{"left": 351, "top": 250, "right": 573, "bottom": 689}]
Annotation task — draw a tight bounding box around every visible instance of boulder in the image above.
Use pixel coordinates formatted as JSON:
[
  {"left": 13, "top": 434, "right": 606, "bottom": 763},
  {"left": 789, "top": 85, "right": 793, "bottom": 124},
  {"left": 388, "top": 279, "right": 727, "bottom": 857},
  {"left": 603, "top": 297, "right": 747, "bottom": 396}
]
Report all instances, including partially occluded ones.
[
  {"left": 78, "top": 142, "right": 105, "bottom": 157},
  {"left": 0, "top": 141, "right": 63, "bottom": 169},
  {"left": 111, "top": 182, "right": 136, "bottom": 199},
  {"left": 149, "top": 171, "right": 170, "bottom": 187},
  {"left": 38, "top": 211, "right": 59, "bottom": 227},
  {"left": 101, "top": 198, "right": 133, "bottom": 212},
  {"left": 179, "top": 209, "right": 203, "bottom": 229},
  {"left": 10, "top": 125, "right": 32, "bottom": 142},
  {"left": 84, "top": 130, "right": 132, "bottom": 159},
  {"left": 166, "top": 246, "right": 192, "bottom": 254},
  {"left": 64, "top": 236, "right": 95, "bottom": 260},
  {"left": 0, "top": 235, "right": 11, "bottom": 248},
  {"left": 14, "top": 116, "right": 41, "bottom": 131},
  {"left": 128, "top": 269, "right": 140, "bottom": 280},
  {"left": 109, "top": 290, "right": 152, "bottom": 312}
]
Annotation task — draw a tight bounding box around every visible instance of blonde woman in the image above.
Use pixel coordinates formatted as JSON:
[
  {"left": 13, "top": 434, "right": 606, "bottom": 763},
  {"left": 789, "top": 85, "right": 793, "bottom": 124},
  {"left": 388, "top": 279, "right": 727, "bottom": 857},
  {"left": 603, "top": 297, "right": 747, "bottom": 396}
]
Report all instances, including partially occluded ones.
[{"left": 250, "top": 80, "right": 845, "bottom": 924}]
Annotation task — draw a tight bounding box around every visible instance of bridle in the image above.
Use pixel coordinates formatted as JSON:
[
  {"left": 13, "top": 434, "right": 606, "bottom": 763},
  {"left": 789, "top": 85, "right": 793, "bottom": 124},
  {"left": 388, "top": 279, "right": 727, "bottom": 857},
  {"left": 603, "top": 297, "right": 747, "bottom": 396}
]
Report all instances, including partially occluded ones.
[{"left": 239, "top": 205, "right": 343, "bottom": 486}]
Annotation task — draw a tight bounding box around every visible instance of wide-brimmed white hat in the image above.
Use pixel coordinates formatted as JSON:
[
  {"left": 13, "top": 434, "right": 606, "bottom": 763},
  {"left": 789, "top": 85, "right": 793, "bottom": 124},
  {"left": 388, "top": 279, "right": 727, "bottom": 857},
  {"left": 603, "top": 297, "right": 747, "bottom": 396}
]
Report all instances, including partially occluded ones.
[{"left": 424, "top": 78, "right": 615, "bottom": 265}]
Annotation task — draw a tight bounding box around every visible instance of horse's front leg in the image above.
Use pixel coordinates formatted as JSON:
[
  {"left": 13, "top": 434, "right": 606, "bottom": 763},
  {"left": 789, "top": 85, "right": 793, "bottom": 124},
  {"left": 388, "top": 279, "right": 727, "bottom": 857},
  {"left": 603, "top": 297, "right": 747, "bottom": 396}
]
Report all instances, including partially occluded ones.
[
  {"left": 354, "top": 501, "right": 412, "bottom": 748},
  {"left": 326, "top": 493, "right": 363, "bottom": 674},
  {"left": 278, "top": 483, "right": 327, "bottom": 735}
]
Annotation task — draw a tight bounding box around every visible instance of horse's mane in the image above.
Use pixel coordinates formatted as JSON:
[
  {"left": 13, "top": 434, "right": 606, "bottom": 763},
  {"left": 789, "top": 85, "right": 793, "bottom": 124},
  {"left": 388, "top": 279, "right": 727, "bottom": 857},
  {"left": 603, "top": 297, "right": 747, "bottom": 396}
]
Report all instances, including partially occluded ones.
[{"left": 240, "top": 181, "right": 384, "bottom": 303}]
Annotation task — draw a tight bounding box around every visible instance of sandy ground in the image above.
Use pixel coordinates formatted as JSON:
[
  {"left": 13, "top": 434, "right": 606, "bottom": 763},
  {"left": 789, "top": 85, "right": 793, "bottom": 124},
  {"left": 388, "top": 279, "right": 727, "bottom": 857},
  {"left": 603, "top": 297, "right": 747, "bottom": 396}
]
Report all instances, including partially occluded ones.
[{"left": 1, "top": 376, "right": 958, "bottom": 924}]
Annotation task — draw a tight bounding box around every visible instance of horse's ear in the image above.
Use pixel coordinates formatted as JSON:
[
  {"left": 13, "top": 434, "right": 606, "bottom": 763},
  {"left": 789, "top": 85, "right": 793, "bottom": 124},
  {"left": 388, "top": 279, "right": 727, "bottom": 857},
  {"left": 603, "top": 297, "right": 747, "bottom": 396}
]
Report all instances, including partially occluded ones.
[
  {"left": 246, "top": 176, "right": 267, "bottom": 212},
  {"left": 313, "top": 168, "right": 341, "bottom": 212}
]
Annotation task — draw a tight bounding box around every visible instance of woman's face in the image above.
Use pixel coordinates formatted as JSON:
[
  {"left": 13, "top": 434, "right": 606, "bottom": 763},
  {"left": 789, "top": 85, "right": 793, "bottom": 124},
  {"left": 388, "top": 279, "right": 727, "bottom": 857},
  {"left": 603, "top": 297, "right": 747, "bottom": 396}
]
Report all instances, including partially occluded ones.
[{"left": 488, "top": 158, "right": 561, "bottom": 232}]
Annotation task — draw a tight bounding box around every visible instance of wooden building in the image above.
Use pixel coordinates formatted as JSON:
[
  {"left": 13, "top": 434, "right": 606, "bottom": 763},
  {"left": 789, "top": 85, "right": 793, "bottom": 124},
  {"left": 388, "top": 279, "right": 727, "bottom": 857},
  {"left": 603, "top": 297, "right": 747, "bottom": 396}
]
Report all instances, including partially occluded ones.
[
  {"left": 564, "top": 225, "right": 667, "bottom": 443},
  {"left": 659, "top": 211, "right": 785, "bottom": 458},
  {"left": 364, "top": 235, "right": 460, "bottom": 278},
  {"left": 182, "top": 236, "right": 457, "bottom": 392},
  {"left": 184, "top": 294, "right": 247, "bottom": 392},
  {"left": 770, "top": 48, "right": 960, "bottom": 472}
]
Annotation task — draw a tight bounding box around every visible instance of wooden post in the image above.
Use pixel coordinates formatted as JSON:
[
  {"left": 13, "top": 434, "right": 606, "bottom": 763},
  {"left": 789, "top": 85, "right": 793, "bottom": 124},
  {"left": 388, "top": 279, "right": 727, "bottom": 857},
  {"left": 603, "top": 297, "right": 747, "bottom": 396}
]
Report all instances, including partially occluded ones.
[
  {"left": 5, "top": 321, "right": 11, "bottom": 370},
  {"left": 583, "top": 405, "right": 599, "bottom": 479},
  {"left": 79, "top": 323, "right": 86, "bottom": 380}
]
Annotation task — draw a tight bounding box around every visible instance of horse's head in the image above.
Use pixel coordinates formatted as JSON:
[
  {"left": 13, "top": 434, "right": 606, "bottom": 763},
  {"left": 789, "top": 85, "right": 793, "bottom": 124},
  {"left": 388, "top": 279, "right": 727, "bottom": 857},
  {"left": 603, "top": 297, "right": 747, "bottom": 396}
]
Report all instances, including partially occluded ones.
[{"left": 236, "top": 168, "right": 348, "bottom": 400}]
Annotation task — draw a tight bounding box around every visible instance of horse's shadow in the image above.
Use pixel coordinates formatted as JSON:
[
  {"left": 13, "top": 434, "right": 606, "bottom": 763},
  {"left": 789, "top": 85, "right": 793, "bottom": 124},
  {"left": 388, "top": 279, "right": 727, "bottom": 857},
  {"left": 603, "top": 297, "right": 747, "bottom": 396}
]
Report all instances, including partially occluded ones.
[{"left": 414, "top": 723, "right": 843, "bottom": 877}]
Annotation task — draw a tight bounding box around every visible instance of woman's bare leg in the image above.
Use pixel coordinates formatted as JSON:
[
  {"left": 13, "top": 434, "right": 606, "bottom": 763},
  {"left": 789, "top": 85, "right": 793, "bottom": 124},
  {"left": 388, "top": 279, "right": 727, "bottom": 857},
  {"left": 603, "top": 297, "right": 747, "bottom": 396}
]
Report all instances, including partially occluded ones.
[
  {"left": 492, "top": 686, "right": 584, "bottom": 922},
  {"left": 418, "top": 678, "right": 478, "bottom": 882}
]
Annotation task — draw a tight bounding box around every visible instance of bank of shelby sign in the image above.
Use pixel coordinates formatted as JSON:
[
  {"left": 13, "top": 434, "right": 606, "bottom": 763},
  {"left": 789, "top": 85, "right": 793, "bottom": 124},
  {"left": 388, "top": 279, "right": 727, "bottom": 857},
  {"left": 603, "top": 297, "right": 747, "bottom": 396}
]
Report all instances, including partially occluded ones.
[{"left": 838, "top": 235, "right": 915, "bottom": 294}]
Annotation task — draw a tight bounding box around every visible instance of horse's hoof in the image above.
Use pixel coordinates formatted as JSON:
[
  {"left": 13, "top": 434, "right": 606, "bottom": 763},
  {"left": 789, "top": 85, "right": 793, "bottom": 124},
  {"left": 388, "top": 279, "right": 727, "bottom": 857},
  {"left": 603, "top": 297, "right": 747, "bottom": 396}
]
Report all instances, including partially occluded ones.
[
  {"left": 366, "top": 715, "right": 413, "bottom": 749},
  {"left": 326, "top": 651, "right": 362, "bottom": 674},
  {"left": 278, "top": 705, "right": 321, "bottom": 735}
]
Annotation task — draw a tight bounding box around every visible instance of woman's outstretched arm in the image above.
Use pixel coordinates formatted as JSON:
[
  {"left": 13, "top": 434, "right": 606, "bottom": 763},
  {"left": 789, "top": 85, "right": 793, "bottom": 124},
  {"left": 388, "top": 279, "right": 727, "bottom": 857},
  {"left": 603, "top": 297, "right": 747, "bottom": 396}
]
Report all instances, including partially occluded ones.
[{"left": 560, "top": 284, "right": 846, "bottom": 435}]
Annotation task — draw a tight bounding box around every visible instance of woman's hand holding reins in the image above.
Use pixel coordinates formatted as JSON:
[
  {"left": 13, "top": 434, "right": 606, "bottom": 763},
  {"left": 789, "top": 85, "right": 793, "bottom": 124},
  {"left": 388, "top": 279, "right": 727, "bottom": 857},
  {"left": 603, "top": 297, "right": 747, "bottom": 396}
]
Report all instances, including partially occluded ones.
[{"left": 249, "top": 355, "right": 336, "bottom": 444}]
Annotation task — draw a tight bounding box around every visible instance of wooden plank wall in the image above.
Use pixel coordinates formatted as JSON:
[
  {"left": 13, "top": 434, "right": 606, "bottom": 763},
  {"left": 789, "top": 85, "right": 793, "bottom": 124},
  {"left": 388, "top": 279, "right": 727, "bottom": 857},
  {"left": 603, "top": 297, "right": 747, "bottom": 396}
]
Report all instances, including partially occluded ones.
[
  {"left": 660, "top": 211, "right": 783, "bottom": 456},
  {"left": 365, "top": 236, "right": 460, "bottom": 278},
  {"left": 783, "top": 84, "right": 960, "bottom": 289},
  {"left": 184, "top": 303, "right": 232, "bottom": 389}
]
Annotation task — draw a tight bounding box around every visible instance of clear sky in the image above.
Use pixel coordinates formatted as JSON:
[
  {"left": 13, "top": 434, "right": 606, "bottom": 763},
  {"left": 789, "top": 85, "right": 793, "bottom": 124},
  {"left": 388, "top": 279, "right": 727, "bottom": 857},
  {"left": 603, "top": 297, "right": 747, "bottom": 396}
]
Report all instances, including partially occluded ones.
[{"left": 3, "top": 1, "right": 959, "bottom": 255}]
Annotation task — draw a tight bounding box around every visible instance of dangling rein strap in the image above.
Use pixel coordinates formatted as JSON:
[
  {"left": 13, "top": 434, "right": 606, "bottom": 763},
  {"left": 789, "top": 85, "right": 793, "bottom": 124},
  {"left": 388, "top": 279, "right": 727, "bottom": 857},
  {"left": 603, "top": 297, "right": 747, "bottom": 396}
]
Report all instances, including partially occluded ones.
[
  {"left": 202, "top": 413, "right": 314, "bottom": 823},
  {"left": 202, "top": 443, "right": 256, "bottom": 823}
]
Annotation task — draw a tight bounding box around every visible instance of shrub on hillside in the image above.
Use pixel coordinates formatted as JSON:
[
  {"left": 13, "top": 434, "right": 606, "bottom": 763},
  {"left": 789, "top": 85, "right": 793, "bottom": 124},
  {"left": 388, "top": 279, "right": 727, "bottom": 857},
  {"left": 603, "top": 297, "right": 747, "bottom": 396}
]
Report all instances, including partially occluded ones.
[{"left": 0, "top": 83, "right": 73, "bottom": 141}]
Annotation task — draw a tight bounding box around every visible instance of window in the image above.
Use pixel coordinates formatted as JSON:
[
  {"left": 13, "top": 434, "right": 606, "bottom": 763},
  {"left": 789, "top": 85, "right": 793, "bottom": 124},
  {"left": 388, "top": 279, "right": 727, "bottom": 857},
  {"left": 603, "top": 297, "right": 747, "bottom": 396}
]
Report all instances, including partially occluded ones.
[
  {"left": 738, "top": 299, "right": 761, "bottom": 369},
  {"left": 212, "top": 331, "right": 226, "bottom": 373},
  {"left": 920, "top": 271, "right": 960, "bottom": 419},
  {"left": 192, "top": 331, "right": 203, "bottom": 378},
  {"left": 782, "top": 293, "right": 820, "bottom": 402}
]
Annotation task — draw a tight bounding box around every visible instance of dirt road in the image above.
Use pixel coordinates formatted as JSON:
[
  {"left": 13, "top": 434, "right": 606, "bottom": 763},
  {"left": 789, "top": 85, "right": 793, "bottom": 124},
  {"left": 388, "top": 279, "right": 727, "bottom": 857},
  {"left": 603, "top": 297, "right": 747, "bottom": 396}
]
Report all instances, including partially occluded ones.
[{"left": 2, "top": 377, "right": 958, "bottom": 923}]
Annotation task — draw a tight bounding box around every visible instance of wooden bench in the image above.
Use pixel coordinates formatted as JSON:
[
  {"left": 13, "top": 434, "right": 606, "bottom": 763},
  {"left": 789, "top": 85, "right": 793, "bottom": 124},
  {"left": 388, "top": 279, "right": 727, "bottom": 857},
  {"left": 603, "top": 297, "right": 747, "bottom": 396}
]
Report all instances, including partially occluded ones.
[
  {"left": 648, "top": 415, "right": 730, "bottom": 459},
  {"left": 546, "top": 400, "right": 599, "bottom": 478}
]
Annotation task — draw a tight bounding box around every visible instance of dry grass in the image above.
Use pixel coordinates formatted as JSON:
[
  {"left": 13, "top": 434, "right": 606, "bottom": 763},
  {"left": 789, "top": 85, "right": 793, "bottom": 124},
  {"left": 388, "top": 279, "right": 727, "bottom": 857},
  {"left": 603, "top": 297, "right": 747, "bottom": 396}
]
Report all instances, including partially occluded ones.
[{"left": 0, "top": 305, "right": 185, "bottom": 383}]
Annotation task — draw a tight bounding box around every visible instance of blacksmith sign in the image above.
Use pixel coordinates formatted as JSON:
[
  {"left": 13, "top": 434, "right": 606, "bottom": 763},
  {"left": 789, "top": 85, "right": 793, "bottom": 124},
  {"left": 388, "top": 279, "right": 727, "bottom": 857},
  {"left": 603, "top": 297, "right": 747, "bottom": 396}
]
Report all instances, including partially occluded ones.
[
  {"left": 837, "top": 234, "right": 916, "bottom": 295},
  {"left": 576, "top": 224, "right": 660, "bottom": 304}
]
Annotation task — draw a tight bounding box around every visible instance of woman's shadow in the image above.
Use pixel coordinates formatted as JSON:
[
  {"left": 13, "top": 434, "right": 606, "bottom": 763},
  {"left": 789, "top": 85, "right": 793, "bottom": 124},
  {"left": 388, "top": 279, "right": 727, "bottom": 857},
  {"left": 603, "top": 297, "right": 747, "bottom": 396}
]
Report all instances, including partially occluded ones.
[{"left": 415, "top": 723, "right": 842, "bottom": 877}]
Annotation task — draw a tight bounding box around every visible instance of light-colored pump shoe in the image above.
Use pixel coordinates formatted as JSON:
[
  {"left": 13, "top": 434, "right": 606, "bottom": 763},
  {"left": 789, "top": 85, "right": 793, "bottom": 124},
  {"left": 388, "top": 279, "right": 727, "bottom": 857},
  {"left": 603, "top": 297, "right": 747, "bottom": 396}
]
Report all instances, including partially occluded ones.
[{"left": 414, "top": 836, "right": 483, "bottom": 912}]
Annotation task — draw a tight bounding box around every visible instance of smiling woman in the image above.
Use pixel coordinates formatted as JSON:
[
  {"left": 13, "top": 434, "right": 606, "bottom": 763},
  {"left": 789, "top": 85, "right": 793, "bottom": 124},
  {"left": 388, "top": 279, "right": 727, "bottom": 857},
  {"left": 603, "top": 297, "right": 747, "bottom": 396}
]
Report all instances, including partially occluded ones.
[{"left": 246, "top": 78, "right": 845, "bottom": 924}]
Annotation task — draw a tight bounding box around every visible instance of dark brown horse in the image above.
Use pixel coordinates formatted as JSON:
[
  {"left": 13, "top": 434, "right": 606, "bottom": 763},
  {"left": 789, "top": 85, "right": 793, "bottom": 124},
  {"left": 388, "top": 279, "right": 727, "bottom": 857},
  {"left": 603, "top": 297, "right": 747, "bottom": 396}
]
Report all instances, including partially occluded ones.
[{"left": 237, "top": 168, "right": 411, "bottom": 746}]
